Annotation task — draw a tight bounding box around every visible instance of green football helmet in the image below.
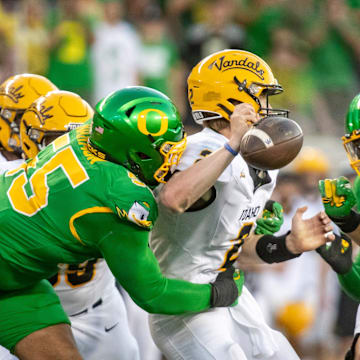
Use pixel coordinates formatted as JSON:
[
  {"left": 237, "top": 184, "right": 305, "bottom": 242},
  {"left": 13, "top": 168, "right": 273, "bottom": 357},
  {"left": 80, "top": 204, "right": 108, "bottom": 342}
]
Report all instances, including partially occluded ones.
[
  {"left": 343, "top": 93, "right": 360, "bottom": 176},
  {"left": 89, "top": 86, "right": 186, "bottom": 187}
]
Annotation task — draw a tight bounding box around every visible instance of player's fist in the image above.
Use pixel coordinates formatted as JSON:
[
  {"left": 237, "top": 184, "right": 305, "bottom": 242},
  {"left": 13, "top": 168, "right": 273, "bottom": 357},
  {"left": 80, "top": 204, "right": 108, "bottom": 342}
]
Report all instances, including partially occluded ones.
[
  {"left": 228, "top": 103, "right": 258, "bottom": 151},
  {"left": 318, "top": 176, "right": 356, "bottom": 218},
  {"left": 210, "top": 266, "right": 244, "bottom": 307},
  {"left": 255, "top": 200, "right": 284, "bottom": 235}
]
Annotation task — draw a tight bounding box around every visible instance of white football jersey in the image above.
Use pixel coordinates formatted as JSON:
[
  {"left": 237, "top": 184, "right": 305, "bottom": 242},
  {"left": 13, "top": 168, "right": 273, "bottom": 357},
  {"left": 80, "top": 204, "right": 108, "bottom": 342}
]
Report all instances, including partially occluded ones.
[
  {"left": 150, "top": 128, "right": 278, "bottom": 283},
  {"left": 49, "top": 259, "right": 115, "bottom": 316}
]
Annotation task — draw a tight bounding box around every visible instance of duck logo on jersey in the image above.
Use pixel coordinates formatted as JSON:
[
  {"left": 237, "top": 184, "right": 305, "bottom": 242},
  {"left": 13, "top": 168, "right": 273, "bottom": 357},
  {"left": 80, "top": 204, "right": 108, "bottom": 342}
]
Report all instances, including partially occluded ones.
[{"left": 117, "top": 201, "right": 153, "bottom": 229}]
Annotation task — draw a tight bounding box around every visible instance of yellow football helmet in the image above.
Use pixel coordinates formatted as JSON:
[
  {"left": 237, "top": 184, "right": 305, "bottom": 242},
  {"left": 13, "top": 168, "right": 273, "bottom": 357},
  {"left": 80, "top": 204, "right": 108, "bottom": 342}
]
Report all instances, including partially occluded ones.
[
  {"left": 187, "top": 49, "right": 288, "bottom": 124},
  {"left": 275, "top": 301, "right": 314, "bottom": 337},
  {"left": 292, "top": 146, "right": 330, "bottom": 175},
  {"left": 20, "top": 90, "right": 94, "bottom": 159},
  {"left": 0, "top": 74, "right": 57, "bottom": 153}
]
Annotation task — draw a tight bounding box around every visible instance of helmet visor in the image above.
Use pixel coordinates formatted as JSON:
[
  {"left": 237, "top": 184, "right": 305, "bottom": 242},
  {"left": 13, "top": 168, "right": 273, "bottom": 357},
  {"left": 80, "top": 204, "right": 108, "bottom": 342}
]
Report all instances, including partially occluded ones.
[{"left": 154, "top": 135, "right": 187, "bottom": 183}]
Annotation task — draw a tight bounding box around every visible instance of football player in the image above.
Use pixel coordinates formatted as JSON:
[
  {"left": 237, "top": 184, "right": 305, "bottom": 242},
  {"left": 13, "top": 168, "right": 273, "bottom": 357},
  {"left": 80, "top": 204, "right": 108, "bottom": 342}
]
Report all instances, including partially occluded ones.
[
  {"left": 0, "top": 86, "right": 244, "bottom": 360},
  {"left": 0, "top": 73, "right": 58, "bottom": 360},
  {"left": 149, "top": 49, "right": 335, "bottom": 359},
  {"left": 0, "top": 73, "right": 57, "bottom": 163},
  {"left": 316, "top": 92, "right": 360, "bottom": 360},
  {"left": 0, "top": 89, "right": 142, "bottom": 360}
]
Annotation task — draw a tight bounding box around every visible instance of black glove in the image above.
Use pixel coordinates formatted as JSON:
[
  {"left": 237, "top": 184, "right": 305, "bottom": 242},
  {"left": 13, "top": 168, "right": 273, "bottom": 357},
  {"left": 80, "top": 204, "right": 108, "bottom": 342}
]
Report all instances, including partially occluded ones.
[
  {"left": 210, "top": 266, "right": 239, "bottom": 307},
  {"left": 316, "top": 232, "right": 353, "bottom": 274},
  {"left": 345, "top": 333, "right": 360, "bottom": 360}
]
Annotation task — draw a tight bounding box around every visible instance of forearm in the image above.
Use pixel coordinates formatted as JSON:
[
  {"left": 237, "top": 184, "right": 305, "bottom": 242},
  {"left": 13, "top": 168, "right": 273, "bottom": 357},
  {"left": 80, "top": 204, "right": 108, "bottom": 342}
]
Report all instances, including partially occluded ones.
[
  {"left": 100, "top": 224, "right": 211, "bottom": 314},
  {"left": 133, "top": 276, "right": 211, "bottom": 314},
  {"left": 159, "top": 146, "right": 237, "bottom": 213},
  {"left": 236, "top": 234, "right": 264, "bottom": 268},
  {"left": 237, "top": 232, "right": 301, "bottom": 269}
]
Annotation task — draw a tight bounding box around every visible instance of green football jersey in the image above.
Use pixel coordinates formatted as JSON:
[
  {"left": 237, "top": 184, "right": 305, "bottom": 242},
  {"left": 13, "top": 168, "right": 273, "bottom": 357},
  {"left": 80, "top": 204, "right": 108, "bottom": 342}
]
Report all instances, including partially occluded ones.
[
  {"left": 0, "top": 123, "right": 157, "bottom": 289},
  {"left": 0, "top": 123, "right": 215, "bottom": 314}
]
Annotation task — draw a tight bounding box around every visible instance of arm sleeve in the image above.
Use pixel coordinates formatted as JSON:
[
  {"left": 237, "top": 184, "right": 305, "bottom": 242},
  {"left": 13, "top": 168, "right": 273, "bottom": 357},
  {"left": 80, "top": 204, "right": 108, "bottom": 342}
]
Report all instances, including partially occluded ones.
[
  {"left": 338, "top": 253, "right": 360, "bottom": 302},
  {"left": 75, "top": 212, "right": 211, "bottom": 314}
]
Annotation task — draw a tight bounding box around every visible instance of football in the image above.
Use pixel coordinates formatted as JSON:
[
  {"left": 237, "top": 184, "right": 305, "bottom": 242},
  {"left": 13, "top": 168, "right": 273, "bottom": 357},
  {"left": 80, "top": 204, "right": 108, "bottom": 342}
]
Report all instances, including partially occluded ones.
[{"left": 240, "top": 116, "right": 303, "bottom": 170}]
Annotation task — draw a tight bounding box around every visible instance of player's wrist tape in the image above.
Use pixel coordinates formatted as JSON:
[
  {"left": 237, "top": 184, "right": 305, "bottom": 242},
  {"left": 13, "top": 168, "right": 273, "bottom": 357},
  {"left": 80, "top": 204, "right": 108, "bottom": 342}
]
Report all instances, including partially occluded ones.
[
  {"left": 210, "top": 267, "right": 238, "bottom": 307},
  {"left": 256, "top": 231, "right": 301, "bottom": 264},
  {"left": 224, "top": 142, "right": 238, "bottom": 156},
  {"left": 329, "top": 210, "right": 360, "bottom": 233}
]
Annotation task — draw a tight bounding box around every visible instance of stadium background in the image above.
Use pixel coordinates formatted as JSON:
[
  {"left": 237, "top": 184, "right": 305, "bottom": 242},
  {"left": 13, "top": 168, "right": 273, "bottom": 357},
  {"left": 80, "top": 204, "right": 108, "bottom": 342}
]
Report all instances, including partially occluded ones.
[{"left": 0, "top": 0, "right": 359, "bottom": 359}]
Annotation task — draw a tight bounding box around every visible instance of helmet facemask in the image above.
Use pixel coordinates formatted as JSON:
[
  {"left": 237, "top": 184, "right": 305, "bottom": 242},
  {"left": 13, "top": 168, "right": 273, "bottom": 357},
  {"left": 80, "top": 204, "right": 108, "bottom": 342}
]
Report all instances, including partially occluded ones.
[
  {"left": 343, "top": 132, "right": 360, "bottom": 176},
  {"left": 24, "top": 121, "right": 66, "bottom": 152},
  {"left": 154, "top": 136, "right": 187, "bottom": 183},
  {"left": 343, "top": 93, "right": 360, "bottom": 176},
  {"left": 232, "top": 77, "right": 289, "bottom": 118}
]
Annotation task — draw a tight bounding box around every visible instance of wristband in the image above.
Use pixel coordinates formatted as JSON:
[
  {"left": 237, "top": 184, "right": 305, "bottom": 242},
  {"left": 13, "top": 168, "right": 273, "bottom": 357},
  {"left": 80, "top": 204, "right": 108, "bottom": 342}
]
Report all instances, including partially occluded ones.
[
  {"left": 224, "top": 142, "right": 238, "bottom": 156},
  {"left": 256, "top": 231, "right": 301, "bottom": 264},
  {"left": 330, "top": 210, "right": 360, "bottom": 233}
]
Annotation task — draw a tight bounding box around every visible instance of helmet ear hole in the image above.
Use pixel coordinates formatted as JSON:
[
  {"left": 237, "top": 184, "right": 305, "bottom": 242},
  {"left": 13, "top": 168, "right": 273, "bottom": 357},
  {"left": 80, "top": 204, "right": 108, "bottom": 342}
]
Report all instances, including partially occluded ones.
[
  {"left": 126, "top": 106, "right": 136, "bottom": 118},
  {"left": 137, "top": 152, "right": 151, "bottom": 160},
  {"left": 227, "top": 99, "right": 243, "bottom": 106}
]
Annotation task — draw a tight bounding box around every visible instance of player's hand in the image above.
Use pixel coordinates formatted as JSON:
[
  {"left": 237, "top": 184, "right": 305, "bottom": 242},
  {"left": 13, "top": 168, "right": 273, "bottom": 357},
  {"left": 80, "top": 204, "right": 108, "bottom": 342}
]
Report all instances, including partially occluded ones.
[
  {"left": 210, "top": 266, "right": 244, "bottom": 307},
  {"left": 286, "top": 207, "right": 335, "bottom": 254},
  {"left": 319, "top": 176, "right": 356, "bottom": 218},
  {"left": 255, "top": 200, "right": 284, "bottom": 235},
  {"left": 316, "top": 232, "right": 352, "bottom": 274},
  {"left": 228, "top": 103, "right": 258, "bottom": 152}
]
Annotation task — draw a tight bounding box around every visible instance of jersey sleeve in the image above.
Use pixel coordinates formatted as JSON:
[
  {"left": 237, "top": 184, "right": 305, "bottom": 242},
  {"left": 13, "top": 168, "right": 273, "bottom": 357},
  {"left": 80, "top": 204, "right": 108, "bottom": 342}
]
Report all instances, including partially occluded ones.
[
  {"left": 105, "top": 167, "right": 158, "bottom": 231},
  {"left": 176, "top": 130, "right": 232, "bottom": 183},
  {"left": 354, "top": 176, "right": 360, "bottom": 211},
  {"left": 338, "top": 252, "right": 360, "bottom": 302},
  {"left": 74, "top": 211, "right": 212, "bottom": 314}
]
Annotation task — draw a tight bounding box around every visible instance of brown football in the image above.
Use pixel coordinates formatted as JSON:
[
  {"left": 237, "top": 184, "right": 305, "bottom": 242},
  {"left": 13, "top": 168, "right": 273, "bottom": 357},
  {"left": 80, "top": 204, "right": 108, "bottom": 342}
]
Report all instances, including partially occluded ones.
[{"left": 240, "top": 116, "right": 303, "bottom": 170}]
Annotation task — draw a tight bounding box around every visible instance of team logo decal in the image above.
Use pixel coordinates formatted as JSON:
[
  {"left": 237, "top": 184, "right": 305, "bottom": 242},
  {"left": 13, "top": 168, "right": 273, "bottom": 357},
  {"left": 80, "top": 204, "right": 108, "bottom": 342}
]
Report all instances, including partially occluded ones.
[
  {"left": 208, "top": 56, "right": 265, "bottom": 80},
  {"left": 117, "top": 201, "right": 153, "bottom": 229},
  {"left": 137, "top": 108, "right": 168, "bottom": 136},
  {"left": 2, "top": 85, "right": 25, "bottom": 103}
]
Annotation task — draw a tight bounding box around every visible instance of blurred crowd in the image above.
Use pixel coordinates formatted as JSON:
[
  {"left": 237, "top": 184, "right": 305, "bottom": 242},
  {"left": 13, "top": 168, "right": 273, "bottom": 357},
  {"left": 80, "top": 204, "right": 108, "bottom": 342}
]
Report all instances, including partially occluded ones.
[
  {"left": 1, "top": 1, "right": 360, "bottom": 359},
  {"left": 0, "top": 0, "right": 360, "bottom": 136}
]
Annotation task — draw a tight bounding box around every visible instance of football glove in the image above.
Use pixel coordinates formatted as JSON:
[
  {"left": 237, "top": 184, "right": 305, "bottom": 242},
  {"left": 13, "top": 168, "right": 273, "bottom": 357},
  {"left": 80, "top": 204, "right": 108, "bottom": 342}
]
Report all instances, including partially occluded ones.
[
  {"left": 255, "top": 200, "right": 284, "bottom": 235},
  {"left": 319, "top": 177, "right": 360, "bottom": 233},
  {"left": 210, "top": 266, "right": 244, "bottom": 307},
  {"left": 316, "top": 232, "right": 352, "bottom": 274},
  {"left": 319, "top": 176, "right": 356, "bottom": 218}
]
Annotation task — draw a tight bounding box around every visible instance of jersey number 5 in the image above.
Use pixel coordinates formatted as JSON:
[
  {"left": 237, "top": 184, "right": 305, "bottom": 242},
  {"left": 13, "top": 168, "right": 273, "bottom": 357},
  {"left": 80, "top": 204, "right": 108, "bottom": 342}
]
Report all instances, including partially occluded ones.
[{"left": 7, "top": 146, "right": 89, "bottom": 216}]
